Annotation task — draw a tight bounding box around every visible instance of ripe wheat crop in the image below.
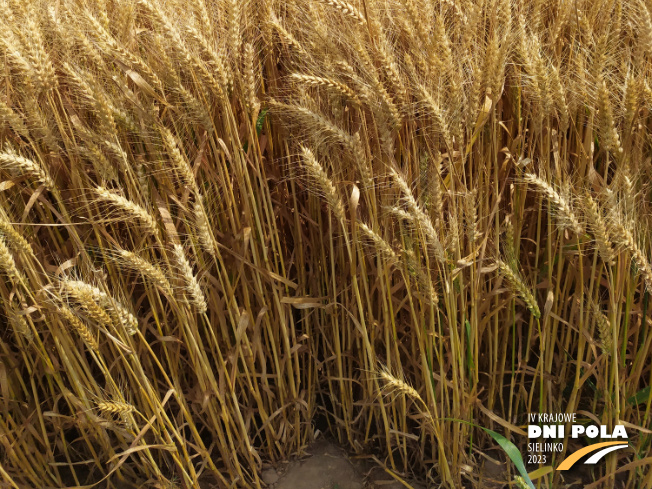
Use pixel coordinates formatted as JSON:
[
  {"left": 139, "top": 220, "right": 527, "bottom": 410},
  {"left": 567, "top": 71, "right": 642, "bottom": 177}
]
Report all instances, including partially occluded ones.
[{"left": 0, "top": 0, "right": 651, "bottom": 488}]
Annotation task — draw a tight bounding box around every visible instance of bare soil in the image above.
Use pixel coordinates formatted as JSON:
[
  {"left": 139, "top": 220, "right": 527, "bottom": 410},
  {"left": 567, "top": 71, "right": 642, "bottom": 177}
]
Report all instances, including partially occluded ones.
[{"left": 260, "top": 439, "right": 425, "bottom": 489}]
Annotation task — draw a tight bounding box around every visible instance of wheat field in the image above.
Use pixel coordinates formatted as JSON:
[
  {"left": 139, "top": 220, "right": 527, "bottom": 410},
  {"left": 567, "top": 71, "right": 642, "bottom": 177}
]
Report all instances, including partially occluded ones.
[{"left": 0, "top": 0, "right": 650, "bottom": 487}]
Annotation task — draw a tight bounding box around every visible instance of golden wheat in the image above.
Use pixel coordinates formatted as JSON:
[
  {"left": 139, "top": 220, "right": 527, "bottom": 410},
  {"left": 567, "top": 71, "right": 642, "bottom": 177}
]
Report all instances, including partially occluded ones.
[
  {"left": 0, "top": 2, "right": 650, "bottom": 488},
  {"left": 58, "top": 305, "right": 100, "bottom": 352},
  {"left": 495, "top": 260, "right": 541, "bottom": 318},
  {"left": 93, "top": 186, "right": 159, "bottom": 237},
  {"left": 172, "top": 244, "right": 207, "bottom": 314},
  {"left": 0, "top": 147, "right": 55, "bottom": 190},
  {"left": 523, "top": 173, "right": 583, "bottom": 235}
]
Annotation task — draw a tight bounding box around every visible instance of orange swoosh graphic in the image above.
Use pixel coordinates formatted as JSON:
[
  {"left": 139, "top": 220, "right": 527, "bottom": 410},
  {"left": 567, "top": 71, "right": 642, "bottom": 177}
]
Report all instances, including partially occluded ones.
[{"left": 557, "top": 441, "right": 627, "bottom": 470}]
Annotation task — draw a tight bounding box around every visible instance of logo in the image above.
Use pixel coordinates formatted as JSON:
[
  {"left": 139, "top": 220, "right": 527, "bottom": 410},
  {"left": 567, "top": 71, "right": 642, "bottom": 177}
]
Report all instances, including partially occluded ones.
[{"left": 526, "top": 413, "right": 629, "bottom": 470}]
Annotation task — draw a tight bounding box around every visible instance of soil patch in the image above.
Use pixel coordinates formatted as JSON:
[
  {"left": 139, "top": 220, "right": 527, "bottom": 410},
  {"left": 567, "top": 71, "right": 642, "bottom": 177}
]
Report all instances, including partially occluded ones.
[{"left": 262, "top": 439, "right": 424, "bottom": 489}]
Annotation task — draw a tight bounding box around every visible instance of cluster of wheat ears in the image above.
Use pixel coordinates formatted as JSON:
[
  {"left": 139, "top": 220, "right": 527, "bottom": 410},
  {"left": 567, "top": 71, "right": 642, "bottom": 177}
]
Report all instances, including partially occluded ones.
[{"left": 0, "top": 0, "right": 651, "bottom": 488}]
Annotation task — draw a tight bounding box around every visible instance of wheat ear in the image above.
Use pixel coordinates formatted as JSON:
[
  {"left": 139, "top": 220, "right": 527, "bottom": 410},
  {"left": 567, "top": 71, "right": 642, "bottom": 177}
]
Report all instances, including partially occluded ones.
[
  {"left": 390, "top": 169, "right": 447, "bottom": 264},
  {"left": 96, "top": 400, "right": 135, "bottom": 422},
  {"left": 160, "top": 126, "right": 197, "bottom": 192},
  {"left": 0, "top": 99, "right": 29, "bottom": 137},
  {"left": 61, "top": 280, "right": 113, "bottom": 327},
  {"left": 582, "top": 193, "right": 615, "bottom": 266},
  {"left": 58, "top": 306, "right": 100, "bottom": 352},
  {"left": 194, "top": 198, "right": 215, "bottom": 256},
  {"left": 172, "top": 245, "right": 207, "bottom": 314},
  {"left": 96, "top": 400, "right": 134, "bottom": 415},
  {"left": 291, "top": 74, "right": 361, "bottom": 105},
  {"left": 523, "top": 173, "right": 583, "bottom": 235},
  {"left": 61, "top": 279, "right": 138, "bottom": 334},
  {"left": 243, "top": 42, "right": 260, "bottom": 115},
  {"left": 300, "top": 147, "right": 346, "bottom": 222},
  {"left": 615, "top": 225, "right": 652, "bottom": 292},
  {"left": 0, "top": 147, "right": 56, "bottom": 190},
  {"left": 318, "top": 0, "right": 366, "bottom": 24},
  {"left": 377, "top": 365, "right": 429, "bottom": 415},
  {"left": 496, "top": 260, "right": 541, "bottom": 318},
  {"left": 588, "top": 300, "right": 612, "bottom": 355},
  {"left": 114, "top": 249, "right": 173, "bottom": 295},
  {"left": 0, "top": 219, "right": 33, "bottom": 258},
  {"left": 358, "top": 222, "right": 399, "bottom": 265},
  {"left": 7, "top": 307, "right": 33, "bottom": 341},
  {"left": 93, "top": 187, "right": 159, "bottom": 237},
  {"left": 268, "top": 13, "right": 308, "bottom": 54},
  {"left": 0, "top": 236, "right": 23, "bottom": 284}
]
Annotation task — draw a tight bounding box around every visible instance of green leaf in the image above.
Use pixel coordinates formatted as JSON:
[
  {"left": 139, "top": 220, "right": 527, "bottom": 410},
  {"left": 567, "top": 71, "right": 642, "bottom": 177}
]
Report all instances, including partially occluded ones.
[
  {"left": 482, "top": 428, "right": 535, "bottom": 489},
  {"left": 443, "top": 418, "right": 536, "bottom": 489},
  {"left": 628, "top": 386, "right": 651, "bottom": 406},
  {"left": 256, "top": 108, "right": 268, "bottom": 135},
  {"left": 527, "top": 465, "right": 553, "bottom": 480},
  {"left": 465, "top": 320, "right": 475, "bottom": 374}
]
